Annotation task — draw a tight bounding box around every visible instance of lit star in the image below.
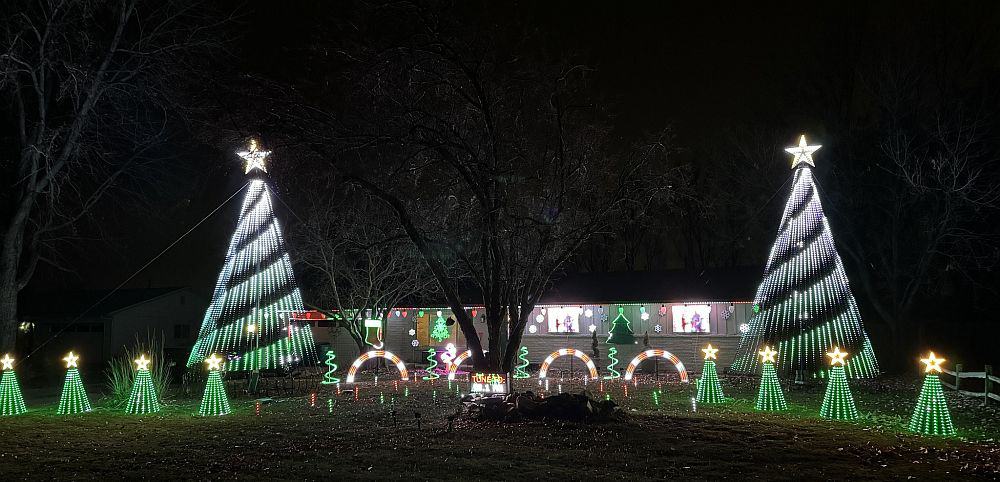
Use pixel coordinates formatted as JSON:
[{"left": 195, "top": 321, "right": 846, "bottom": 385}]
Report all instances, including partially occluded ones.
[
  {"left": 0, "top": 354, "right": 14, "bottom": 370},
  {"left": 826, "top": 347, "right": 848, "bottom": 367},
  {"left": 920, "top": 351, "right": 945, "bottom": 374},
  {"left": 238, "top": 139, "right": 270, "bottom": 174},
  {"left": 758, "top": 346, "right": 778, "bottom": 364},
  {"left": 702, "top": 344, "right": 719, "bottom": 360},
  {"left": 785, "top": 134, "right": 821, "bottom": 169},
  {"left": 205, "top": 353, "right": 224, "bottom": 371},
  {"left": 134, "top": 354, "right": 151, "bottom": 371},
  {"left": 63, "top": 351, "right": 80, "bottom": 368}
]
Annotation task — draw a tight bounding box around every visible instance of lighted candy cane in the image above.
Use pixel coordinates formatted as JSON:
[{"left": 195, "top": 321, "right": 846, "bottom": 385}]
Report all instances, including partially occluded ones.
[
  {"left": 622, "top": 349, "right": 689, "bottom": 383},
  {"left": 537, "top": 348, "right": 599, "bottom": 379},
  {"left": 345, "top": 351, "right": 409, "bottom": 383}
]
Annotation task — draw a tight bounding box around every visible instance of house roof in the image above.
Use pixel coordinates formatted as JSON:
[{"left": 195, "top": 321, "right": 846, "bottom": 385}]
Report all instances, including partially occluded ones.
[
  {"left": 539, "top": 267, "right": 762, "bottom": 304},
  {"left": 19, "top": 287, "right": 189, "bottom": 317}
]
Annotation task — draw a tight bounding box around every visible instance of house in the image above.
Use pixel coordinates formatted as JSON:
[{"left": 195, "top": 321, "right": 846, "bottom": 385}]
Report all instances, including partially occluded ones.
[
  {"left": 311, "top": 268, "right": 761, "bottom": 376},
  {"left": 18, "top": 287, "right": 207, "bottom": 371}
]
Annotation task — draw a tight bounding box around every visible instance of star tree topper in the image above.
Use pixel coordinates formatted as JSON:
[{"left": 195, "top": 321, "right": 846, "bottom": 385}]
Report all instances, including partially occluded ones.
[
  {"left": 785, "top": 134, "right": 821, "bottom": 169},
  {"left": 134, "top": 354, "right": 151, "bottom": 371},
  {"left": 826, "top": 347, "right": 848, "bottom": 366},
  {"left": 0, "top": 354, "right": 13, "bottom": 370},
  {"left": 63, "top": 351, "right": 80, "bottom": 368},
  {"left": 920, "top": 351, "right": 945, "bottom": 374},
  {"left": 205, "top": 353, "right": 224, "bottom": 371},
  {"left": 758, "top": 346, "right": 778, "bottom": 364},
  {"left": 238, "top": 139, "right": 270, "bottom": 174},
  {"left": 702, "top": 344, "right": 719, "bottom": 360}
]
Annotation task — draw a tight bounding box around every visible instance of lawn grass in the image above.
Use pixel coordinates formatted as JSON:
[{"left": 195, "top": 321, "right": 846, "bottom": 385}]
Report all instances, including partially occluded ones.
[{"left": 1, "top": 374, "right": 998, "bottom": 480}]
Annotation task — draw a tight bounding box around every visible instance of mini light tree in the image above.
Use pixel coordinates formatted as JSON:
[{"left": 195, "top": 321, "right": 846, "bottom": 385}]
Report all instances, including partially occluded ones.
[
  {"left": 755, "top": 346, "right": 788, "bottom": 411},
  {"left": 423, "top": 348, "right": 440, "bottom": 380},
  {"left": 513, "top": 346, "right": 530, "bottom": 379},
  {"left": 604, "top": 347, "right": 621, "bottom": 379},
  {"left": 57, "top": 352, "right": 92, "bottom": 415},
  {"left": 322, "top": 350, "right": 340, "bottom": 385},
  {"left": 126, "top": 354, "right": 161, "bottom": 415},
  {"left": 607, "top": 306, "right": 635, "bottom": 344},
  {"left": 820, "top": 347, "right": 858, "bottom": 421},
  {"left": 908, "top": 352, "right": 956, "bottom": 436},
  {"left": 0, "top": 354, "right": 27, "bottom": 416},
  {"left": 429, "top": 311, "right": 450, "bottom": 342},
  {"left": 199, "top": 354, "right": 232, "bottom": 416},
  {"left": 696, "top": 344, "right": 725, "bottom": 404}
]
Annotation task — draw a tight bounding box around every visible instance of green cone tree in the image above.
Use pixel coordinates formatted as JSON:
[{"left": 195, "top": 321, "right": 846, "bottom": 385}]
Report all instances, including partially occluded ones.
[
  {"left": 696, "top": 345, "right": 725, "bottom": 404},
  {"left": 57, "top": 352, "right": 91, "bottom": 415},
  {"left": 0, "top": 354, "right": 26, "bottom": 416},
  {"left": 755, "top": 347, "right": 788, "bottom": 411},
  {"left": 908, "top": 352, "right": 956, "bottom": 436},
  {"left": 819, "top": 347, "right": 858, "bottom": 421}
]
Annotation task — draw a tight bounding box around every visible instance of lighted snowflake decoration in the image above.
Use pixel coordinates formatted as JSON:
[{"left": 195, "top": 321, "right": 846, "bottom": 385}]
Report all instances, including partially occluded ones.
[
  {"left": 528, "top": 325, "right": 537, "bottom": 334},
  {"left": 408, "top": 328, "right": 416, "bottom": 336},
  {"left": 584, "top": 309, "right": 593, "bottom": 318},
  {"left": 588, "top": 324, "right": 597, "bottom": 333},
  {"left": 739, "top": 323, "right": 750, "bottom": 334},
  {"left": 641, "top": 312, "right": 650, "bottom": 321},
  {"left": 654, "top": 324, "right": 662, "bottom": 333},
  {"left": 410, "top": 339, "right": 419, "bottom": 347},
  {"left": 535, "top": 314, "right": 544, "bottom": 323}
]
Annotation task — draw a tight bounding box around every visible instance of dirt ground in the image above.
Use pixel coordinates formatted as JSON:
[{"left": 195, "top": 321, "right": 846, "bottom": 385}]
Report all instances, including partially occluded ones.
[{"left": 1, "top": 375, "right": 998, "bottom": 480}]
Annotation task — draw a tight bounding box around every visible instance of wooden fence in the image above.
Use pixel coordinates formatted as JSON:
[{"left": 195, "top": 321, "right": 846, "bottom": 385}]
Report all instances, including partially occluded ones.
[{"left": 941, "top": 364, "right": 1000, "bottom": 405}]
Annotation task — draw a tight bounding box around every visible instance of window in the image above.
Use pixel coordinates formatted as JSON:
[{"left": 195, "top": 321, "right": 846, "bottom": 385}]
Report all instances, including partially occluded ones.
[
  {"left": 672, "top": 305, "right": 711, "bottom": 333},
  {"left": 547, "top": 307, "right": 582, "bottom": 333},
  {"left": 174, "top": 324, "right": 191, "bottom": 339}
]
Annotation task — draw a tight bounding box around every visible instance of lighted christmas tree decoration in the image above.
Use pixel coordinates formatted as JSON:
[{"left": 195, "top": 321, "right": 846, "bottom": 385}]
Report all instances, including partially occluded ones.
[
  {"left": 199, "top": 354, "right": 232, "bottom": 416},
  {"left": 429, "top": 311, "right": 450, "bottom": 342},
  {"left": 604, "top": 347, "right": 621, "bottom": 379},
  {"left": 754, "top": 346, "right": 788, "bottom": 411},
  {"left": 423, "top": 349, "right": 440, "bottom": 380},
  {"left": 819, "top": 347, "right": 858, "bottom": 421},
  {"left": 908, "top": 352, "right": 956, "bottom": 436},
  {"left": 696, "top": 344, "right": 725, "bottom": 404},
  {"left": 607, "top": 306, "right": 635, "bottom": 344},
  {"left": 187, "top": 140, "right": 317, "bottom": 371},
  {"left": 731, "top": 135, "right": 879, "bottom": 379},
  {"left": 125, "top": 355, "right": 161, "bottom": 415},
  {"left": 57, "top": 351, "right": 92, "bottom": 415},
  {"left": 513, "top": 346, "right": 531, "bottom": 379},
  {"left": 0, "top": 354, "right": 27, "bottom": 416},
  {"left": 322, "top": 350, "right": 340, "bottom": 385}
]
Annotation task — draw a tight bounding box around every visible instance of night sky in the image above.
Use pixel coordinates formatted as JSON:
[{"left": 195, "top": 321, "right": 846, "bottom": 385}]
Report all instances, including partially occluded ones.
[{"left": 24, "top": 0, "right": 1000, "bottom": 297}]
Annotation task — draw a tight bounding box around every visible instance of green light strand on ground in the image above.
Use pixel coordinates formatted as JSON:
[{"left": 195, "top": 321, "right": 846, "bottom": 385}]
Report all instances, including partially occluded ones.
[{"left": 57, "top": 368, "right": 92, "bottom": 415}]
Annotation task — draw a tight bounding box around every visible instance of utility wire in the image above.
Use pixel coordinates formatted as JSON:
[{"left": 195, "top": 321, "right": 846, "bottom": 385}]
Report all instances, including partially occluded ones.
[{"left": 19, "top": 181, "right": 251, "bottom": 365}]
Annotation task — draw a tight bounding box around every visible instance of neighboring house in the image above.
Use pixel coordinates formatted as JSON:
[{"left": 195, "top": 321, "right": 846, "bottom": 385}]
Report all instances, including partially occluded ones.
[
  {"left": 18, "top": 287, "right": 207, "bottom": 371},
  {"left": 311, "top": 268, "right": 761, "bottom": 375}
]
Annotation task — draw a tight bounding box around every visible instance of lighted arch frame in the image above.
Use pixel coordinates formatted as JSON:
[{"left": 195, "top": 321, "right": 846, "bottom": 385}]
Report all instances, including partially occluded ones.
[
  {"left": 538, "top": 348, "right": 599, "bottom": 379},
  {"left": 622, "top": 349, "right": 689, "bottom": 382},
  {"left": 345, "top": 350, "right": 409, "bottom": 383},
  {"left": 447, "top": 350, "right": 473, "bottom": 380}
]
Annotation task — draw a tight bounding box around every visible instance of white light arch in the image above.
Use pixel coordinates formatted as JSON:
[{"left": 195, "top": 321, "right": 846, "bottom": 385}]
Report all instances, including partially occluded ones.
[
  {"left": 345, "top": 350, "right": 409, "bottom": 383},
  {"left": 622, "top": 349, "right": 689, "bottom": 382},
  {"left": 538, "top": 348, "right": 599, "bottom": 379}
]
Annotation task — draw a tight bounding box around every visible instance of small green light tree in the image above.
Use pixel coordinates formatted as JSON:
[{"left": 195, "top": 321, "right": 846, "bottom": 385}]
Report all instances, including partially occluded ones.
[
  {"left": 908, "top": 352, "right": 956, "bottom": 436},
  {"left": 423, "top": 348, "right": 440, "bottom": 380},
  {"left": 199, "top": 354, "right": 232, "bottom": 416},
  {"left": 754, "top": 346, "right": 787, "bottom": 411},
  {"left": 322, "top": 350, "right": 340, "bottom": 385},
  {"left": 696, "top": 345, "right": 725, "bottom": 404},
  {"left": 604, "top": 347, "right": 621, "bottom": 379},
  {"left": 513, "top": 346, "right": 530, "bottom": 379},
  {"left": 607, "top": 306, "right": 635, "bottom": 344},
  {"left": 820, "top": 347, "right": 858, "bottom": 421},
  {"left": 126, "top": 355, "right": 161, "bottom": 415},
  {"left": 0, "top": 354, "right": 27, "bottom": 416},
  {"left": 430, "top": 311, "right": 450, "bottom": 342},
  {"left": 57, "top": 352, "right": 91, "bottom": 415}
]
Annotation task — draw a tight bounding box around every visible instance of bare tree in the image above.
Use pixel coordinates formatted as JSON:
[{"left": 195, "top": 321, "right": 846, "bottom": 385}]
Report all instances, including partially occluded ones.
[
  {"left": 292, "top": 186, "right": 439, "bottom": 353},
  {"left": 0, "top": 0, "right": 222, "bottom": 350},
  {"left": 278, "top": 3, "right": 684, "bottom": 373}
]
